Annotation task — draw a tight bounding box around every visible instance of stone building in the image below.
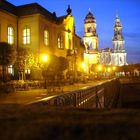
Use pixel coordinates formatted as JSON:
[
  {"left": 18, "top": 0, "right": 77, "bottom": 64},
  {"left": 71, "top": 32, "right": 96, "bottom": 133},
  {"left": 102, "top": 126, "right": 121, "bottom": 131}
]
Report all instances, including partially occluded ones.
[
  {"left": 110, "top": 15, "right": 127, "bottom": 66},
  {"left": 83, "top": 10, "right": 99, "bottom": 73},
  {"left": 0, "top": 1, "right": 84, "bottom": 80},
  {"left": 100, "top": 16, "right": 127, "bottom": 67},
  {"left": 100, "top": 48, "right": 111, "bottom": 65}
]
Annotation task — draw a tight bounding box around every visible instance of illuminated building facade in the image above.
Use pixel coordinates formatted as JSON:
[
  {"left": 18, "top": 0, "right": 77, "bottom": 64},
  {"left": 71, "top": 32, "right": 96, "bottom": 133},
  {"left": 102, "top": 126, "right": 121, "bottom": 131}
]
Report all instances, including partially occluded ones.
[
  {"left": 100, "top": 48, "right": 111, "bottom": 65},
  {"left": 83, "top": 10, "right": 99, "bottom": 73},
  {"left": 0, "top": 1, "right": 83, "bottom": 80},
  {"left": 110, "top": 15, "right": 127, "bottom": 66}
]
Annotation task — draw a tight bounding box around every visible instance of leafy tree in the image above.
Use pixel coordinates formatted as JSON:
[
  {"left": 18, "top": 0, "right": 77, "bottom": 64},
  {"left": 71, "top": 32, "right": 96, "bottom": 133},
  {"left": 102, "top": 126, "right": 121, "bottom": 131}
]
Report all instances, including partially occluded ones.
[
  {"left": 91, "top": 64, "right": 98, "bottom": 73},
  {"left": 15, "top": 47, "right": 38, "bottom": 80},
  {"left": 58, "top": 56, "right": 69, "bottom": 72},
  {"left": 42, "top": 55, "right": 68, "bottom": 81},
  {"left": 0, "top": 42, "right": 16, "bottom": 82}
]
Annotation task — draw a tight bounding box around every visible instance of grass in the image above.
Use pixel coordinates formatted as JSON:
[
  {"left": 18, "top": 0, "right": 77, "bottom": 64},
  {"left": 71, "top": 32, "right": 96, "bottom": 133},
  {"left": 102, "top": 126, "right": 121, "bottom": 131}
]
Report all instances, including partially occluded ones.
[{"left": 0, "top": 105, "right": 140, "bottom": 140}]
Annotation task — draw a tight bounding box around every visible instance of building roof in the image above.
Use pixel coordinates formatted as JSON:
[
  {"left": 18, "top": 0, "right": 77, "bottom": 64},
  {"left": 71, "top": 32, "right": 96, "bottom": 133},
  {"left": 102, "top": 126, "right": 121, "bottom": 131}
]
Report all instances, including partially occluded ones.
[
  {"left": 0, "top": 0, "right": 17, "bottom": 15},
  {"left": 0, "top": 0, "right": 69, "bottom": 24},
  {"left": 84, "top": 11, "right": 96, "bottom": 23}
]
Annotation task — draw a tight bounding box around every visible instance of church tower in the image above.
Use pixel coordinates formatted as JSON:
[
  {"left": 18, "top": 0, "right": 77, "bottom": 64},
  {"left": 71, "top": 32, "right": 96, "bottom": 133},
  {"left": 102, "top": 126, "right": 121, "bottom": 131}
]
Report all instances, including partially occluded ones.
[
  {"left": 111, "top": 15, "right": 127, "bottom": 66},
  {"left": 83, "top": 10, "right": 98, "bottom": 52},
  {"left": 83, "top": 10, "right": 99, "bottom": 73}
]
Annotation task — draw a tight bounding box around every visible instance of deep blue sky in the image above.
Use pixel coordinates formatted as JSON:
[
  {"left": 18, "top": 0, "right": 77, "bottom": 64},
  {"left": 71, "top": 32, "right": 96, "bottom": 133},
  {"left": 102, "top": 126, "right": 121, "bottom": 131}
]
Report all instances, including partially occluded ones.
[{"left": 8, "top": 0, "right": 140, "bottom": 64}]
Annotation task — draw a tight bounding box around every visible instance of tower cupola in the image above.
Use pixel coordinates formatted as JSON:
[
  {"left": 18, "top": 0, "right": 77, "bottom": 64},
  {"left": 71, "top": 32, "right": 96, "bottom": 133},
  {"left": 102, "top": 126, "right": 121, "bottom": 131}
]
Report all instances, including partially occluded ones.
[
  {"left": 111, "top": 15, "right": 127, "bottom": 66},
  {"left": 84, "top": 11, "right": 96, "bottom": 24}
]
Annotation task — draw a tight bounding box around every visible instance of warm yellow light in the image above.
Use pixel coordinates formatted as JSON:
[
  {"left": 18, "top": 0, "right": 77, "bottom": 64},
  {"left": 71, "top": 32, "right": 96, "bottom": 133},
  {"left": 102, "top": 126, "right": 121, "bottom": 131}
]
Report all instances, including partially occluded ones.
[
  {"left": 97, "top": 65, "right": 103, "bottom": 71},
  {"left": 81, "top": 63, "right": 87, "bottom": 72},
  {"left": 107, "top": 67, "right": 111, "bottom": 72},
  {"left": 41, "top": 54, "right": 49, "bottom": 62},
  {"left": 81, "top": 63, "right": 86, "bottom": 69},
  {"left": 112, "top": 66, "right": 116, "bottom": 71},
  {"left": 65, "top": 32, "right": 69, "bottom": 49}
]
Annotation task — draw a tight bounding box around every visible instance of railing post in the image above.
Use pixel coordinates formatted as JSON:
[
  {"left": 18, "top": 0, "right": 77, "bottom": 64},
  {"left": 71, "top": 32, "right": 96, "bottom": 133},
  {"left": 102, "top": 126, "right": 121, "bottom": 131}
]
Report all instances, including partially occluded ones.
[
  {"left": 96, "top": 86, "right": 98, "bottom": 108},
  {"left": 73, "top": 93, "right": 77, "bottom": 107}
]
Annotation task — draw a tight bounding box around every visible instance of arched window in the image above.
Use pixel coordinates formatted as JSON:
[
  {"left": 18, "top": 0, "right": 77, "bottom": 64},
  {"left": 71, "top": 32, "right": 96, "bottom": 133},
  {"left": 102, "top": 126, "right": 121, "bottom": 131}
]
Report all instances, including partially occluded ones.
[
  {"left": 87, "top": 27, "right": 92, "bottom": 33},
  {"left": 23, "top": 26, "right": 30, "bottom": 45},
  {"left": 8, "top": 26, "right": 14, "bottom": 45},
  {"left": 44, "top": 30, "right": 49, "bottom": 46},
  {"left": 57, "top": 34, "right": 63, "bottom": 49}
]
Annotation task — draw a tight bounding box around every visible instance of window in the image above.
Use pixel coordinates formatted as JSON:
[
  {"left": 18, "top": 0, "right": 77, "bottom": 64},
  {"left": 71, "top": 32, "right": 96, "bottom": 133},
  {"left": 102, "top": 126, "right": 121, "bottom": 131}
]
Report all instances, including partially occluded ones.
[
  {"left": 25, "top": 69, "right": 31, "bottom": 74},
  {"left": 58, "top": 35, "right": 63, "bottom": 49},
  {"left": 23, "top": 26, "right": 30, "bottom": 45},
  {"left": 44, "top": 30, "right": 49, "bottom": 46},
  {"left": 8, "top": 26, "right": 14, "bottom": 45},
  {"left": 87, "top": 27, "right": 92, "bottom": 33},
  {"left": 8, "top": 65, "right": 13, "bottom": 74}
]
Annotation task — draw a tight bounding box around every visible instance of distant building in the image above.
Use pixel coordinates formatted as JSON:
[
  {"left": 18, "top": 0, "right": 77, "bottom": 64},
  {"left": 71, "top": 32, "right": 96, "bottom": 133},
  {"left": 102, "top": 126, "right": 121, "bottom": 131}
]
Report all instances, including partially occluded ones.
[
  {"left": 99, "top": 16, "right": 127, "bottom": 67},
  {"left": 0, "top": 1, "right": 84, "bottom": 80},
  {"left": 100, "top": 48, "right": 111, "bottom": 65},
  {"left": 110, "top": 15, "right": 127, "bottom": 66},
  {"left": 83, "top": 10, "right": 99, "bottom": 73}
]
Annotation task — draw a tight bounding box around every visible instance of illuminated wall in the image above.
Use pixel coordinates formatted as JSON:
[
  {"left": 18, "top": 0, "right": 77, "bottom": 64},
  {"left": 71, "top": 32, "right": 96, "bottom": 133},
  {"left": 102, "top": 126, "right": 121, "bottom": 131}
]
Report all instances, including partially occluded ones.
[
  {"left": 83, "top": 11, "right": 99, "bottom": 73},
  {"left": 0, "top": 11, "right": 17, "bottom": 47},
  {"left": 0, "top": 1, "right": 83, "bottom": 80},
  {"left": 111, "top": 16, "right": 127, "bottom": 66}
]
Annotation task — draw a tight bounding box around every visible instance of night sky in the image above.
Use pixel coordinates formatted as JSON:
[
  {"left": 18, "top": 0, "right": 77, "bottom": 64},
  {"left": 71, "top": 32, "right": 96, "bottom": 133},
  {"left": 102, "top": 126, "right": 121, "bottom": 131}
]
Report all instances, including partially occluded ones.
[{"left": 8, "top": 0, "right": 140, "bottom": 64}]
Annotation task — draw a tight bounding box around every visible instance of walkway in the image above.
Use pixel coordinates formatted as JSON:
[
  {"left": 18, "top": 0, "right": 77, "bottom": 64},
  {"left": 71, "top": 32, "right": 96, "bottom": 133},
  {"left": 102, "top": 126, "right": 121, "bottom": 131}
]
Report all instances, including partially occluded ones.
[{"left": 0, "top": 80, "right": 106, "bottom": 105}]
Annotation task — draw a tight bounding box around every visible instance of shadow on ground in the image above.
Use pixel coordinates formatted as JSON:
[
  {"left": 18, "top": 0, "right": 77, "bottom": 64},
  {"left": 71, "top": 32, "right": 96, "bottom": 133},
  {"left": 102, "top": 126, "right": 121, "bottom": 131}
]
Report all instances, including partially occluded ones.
[{"left": 0, "top": 104, "right": 140, "bottom": 140}]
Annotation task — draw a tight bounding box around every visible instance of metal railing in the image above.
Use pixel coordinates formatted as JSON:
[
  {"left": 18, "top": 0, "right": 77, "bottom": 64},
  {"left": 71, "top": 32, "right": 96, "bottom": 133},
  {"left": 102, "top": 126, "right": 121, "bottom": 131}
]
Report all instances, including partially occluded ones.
[{"left": 32, "top": 78, "right": 121, "bottom": 109}]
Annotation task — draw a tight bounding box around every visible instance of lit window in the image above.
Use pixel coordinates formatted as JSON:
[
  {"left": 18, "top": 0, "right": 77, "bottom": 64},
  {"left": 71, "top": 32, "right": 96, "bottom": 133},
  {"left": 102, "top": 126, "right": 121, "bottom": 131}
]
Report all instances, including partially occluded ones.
[
  {"left": 23, "top": 26, "right": 30, "bottom": 45},
  {"left": 57, "top": 35, "right": 63, "bottom": 49},
  {"left": 8, "top": 65, "right": 13, "bottom": 74},
  {"left": 25, "top": 69, "right": 31, "bottom": 74},
  {"left": 8, "top": 26, "right": 14, "bottom": 45},
  {"left": 44, "top": 30, "right": 49, "bottom": 46}
]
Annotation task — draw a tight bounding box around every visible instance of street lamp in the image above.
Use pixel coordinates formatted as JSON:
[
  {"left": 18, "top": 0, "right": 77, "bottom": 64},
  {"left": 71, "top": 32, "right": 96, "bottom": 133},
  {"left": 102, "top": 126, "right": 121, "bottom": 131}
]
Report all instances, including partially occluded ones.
[
  {"left": 112, "top": 66, "right": 116, "bottom": 77},
  {"left": 40, "top": 54, "right": 49, "bottom": 63},
  {"left": 40, "top": 54, "right": 49, "bottom": 88},
  {"left": 112, "top": 66, "right": 116, "bottom": 71},
  {"left": 97, "top": 64, "right": 103, "bottom": 79},
  {"left": 97, "top": 64, "right": 103, "bottom": 72},
  {"left": 107, "top": 67, "right": 111, "bottom": 79},
  {"left": 107, "top": 67, "right": 111, "bottom": 73}
]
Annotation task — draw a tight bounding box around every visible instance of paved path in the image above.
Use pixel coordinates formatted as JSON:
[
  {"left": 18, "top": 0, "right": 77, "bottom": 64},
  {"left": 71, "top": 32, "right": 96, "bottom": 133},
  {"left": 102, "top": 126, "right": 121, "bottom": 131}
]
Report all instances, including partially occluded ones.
[{"left": 0, "top": 80, "right": 105, "bottom": 105}]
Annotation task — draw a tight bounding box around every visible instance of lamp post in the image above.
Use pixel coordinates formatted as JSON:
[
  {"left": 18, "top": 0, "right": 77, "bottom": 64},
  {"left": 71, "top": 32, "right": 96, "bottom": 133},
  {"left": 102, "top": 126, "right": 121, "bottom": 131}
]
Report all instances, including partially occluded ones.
[
  {"left": 40, "top": 54, "right": 49, "bottom": 89},
  {"left": 112, "top": 66, "right": 116, "bottom": 77},
  {"left": 107, "top": 67, "right": 111, "bottom": 79},
  {"left": 97, "top": 64, "right": 103, "bottom": 79}
]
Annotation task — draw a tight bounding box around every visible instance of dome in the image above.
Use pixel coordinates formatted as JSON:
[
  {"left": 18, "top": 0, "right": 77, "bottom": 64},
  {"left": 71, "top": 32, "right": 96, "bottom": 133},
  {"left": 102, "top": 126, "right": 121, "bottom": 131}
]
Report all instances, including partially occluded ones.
[{"left": 84, "top": 11, "right": 96, "bottom": 23}]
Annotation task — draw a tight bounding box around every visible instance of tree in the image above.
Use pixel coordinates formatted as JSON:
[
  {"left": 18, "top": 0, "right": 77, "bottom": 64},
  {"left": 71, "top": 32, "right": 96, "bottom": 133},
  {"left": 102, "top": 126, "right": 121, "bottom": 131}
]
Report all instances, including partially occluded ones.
[
  {"left": 15, "top": 47, "right": 38, "bottom": 80},
  {"left": 0, "top": 42, "right": 16, "bottom": 82},
  {"left": 42, "top": 55, "right": 69, "bottom": 81},
  {"left": 58, "top": 56, "right": 69, "bottom": 72}
]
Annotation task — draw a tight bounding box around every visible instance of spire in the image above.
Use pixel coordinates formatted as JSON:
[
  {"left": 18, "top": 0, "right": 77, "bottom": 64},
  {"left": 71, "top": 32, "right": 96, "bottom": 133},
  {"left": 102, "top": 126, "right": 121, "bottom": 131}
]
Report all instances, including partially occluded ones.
[
  {"left": 84, "top": 9, "right": 96, "bottom": 23},
  {"left": 89, "top": 8, "right": 91, "bottom": 12},
  {"left": 67, "top": 5, "right": 72, "bottom": 15},
  {"left": 116, "top": 9, "right": 119, "bottom": 18}
]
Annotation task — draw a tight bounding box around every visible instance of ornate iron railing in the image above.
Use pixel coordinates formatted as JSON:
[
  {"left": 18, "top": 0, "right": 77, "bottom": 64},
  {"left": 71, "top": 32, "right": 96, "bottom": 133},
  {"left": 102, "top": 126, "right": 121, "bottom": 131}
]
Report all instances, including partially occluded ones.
[{"left": 32, "top": 78, "right": 120, "bottom": 108}]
